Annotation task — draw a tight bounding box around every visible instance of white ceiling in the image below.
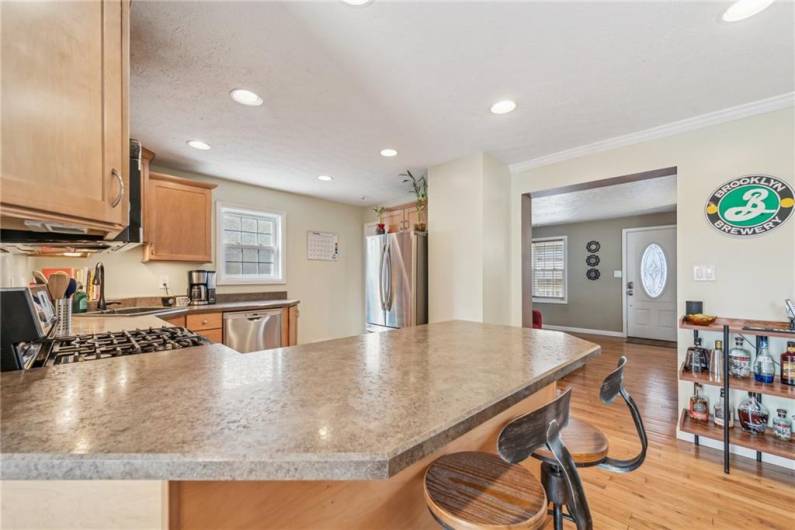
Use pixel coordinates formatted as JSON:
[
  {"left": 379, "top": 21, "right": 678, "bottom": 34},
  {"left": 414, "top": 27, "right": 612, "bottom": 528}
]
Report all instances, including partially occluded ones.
[
  {"left": 532, "top": 174, "right": 677, "bottom": 227},
  {"left": 130, "top": 1, "right": 794, "bottom": 206}
]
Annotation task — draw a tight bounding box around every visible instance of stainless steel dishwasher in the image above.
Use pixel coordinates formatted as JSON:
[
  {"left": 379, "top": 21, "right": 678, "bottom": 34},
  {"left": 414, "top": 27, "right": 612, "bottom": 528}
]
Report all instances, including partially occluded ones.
[{"left": 223, "top": 309, "right": 282, "bottom": 353}]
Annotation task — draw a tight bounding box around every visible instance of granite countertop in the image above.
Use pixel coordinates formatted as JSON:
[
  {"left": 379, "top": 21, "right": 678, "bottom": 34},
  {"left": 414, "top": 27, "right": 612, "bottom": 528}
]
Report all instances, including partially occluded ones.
[{"left": 0, "top": 321, "right": 600, "bottom": 481}]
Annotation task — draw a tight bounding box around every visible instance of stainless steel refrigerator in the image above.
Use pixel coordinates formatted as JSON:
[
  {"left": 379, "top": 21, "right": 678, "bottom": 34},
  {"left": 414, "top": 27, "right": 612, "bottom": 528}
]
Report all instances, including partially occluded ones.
[{"left": 365, "top": 231, "right": 427, "bottom": 332}]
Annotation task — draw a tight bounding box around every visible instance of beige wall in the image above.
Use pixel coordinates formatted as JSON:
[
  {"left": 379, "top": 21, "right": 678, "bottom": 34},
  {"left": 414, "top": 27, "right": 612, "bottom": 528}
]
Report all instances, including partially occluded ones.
[
  {"left": 533, "top": 211, "right": 676, "bottom": 332},
  {"left": 30, "top": 167, "right": 370, "bottom": 344},
  {"left": 510, "top": 107, "right": 795, "bottom": 464},
  {"left": 427, "top": 152, "right": 511, "bottom": 324},
  {"left": 482, "top": 153, "right": 512, "bottom": 325},
  {"left": 428, "top": 153, "right": 485, "bottom": 322}
]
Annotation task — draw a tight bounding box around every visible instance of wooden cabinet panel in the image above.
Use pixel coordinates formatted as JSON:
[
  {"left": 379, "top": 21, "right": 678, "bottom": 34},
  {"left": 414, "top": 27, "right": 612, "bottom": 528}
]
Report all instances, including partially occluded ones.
[
  {"left": 143, "top": 173, "right": 216, "bottom": 262},
  {"left": 199, "top": 328, "right": 223, "bottom": 344},
  {"left": 0, "top": 0, "right": 129, "bottom": 233},
  {"left": 186, "top": 312, "right": 222, "bottom": 331},
  {"left": 288, "top": 305, "right": 299, "bottom": 346},
  {"left": 382, "top": 209, "right": 405, "bottom": 233},
  {"left": 160, "top": 314, "right": 186, "bottom": 327}
]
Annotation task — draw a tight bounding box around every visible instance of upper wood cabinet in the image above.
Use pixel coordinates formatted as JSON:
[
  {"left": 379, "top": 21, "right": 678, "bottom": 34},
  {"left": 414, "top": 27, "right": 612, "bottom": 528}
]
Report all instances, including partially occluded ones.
[
  {"left": 0, "top": 0, "right": 130, "bottom": 236},
  {"left": 382, "top": 203, "right": 427, "bottom": 233},
  {"left": 143, "top": 172, "right": 216, "bottom": 262}
]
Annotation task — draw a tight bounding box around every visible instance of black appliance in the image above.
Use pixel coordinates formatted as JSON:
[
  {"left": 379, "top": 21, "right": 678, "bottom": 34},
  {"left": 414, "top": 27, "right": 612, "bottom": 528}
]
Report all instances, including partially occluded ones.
[
  {"left": 0, "top": 139, "right": 143, "bottom": 252},
  {"left": 1, "top": 287, "right": 57, "bottom": 371}
]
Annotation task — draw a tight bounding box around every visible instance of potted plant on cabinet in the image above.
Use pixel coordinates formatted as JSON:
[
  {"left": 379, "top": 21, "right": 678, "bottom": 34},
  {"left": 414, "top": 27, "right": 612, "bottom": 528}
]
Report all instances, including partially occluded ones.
[
  {"left": 401, "top": 170, "right": 427, "bottom": 232},
  {"left": 373, "top": 206, "right": 386, "bottom": 234}
]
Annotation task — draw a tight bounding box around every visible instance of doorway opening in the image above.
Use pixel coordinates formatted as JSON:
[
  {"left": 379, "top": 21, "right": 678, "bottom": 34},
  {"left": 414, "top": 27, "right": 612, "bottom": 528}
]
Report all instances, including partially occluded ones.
[{"left": 522, "top": 167, "right": 677, "bottom": 343}]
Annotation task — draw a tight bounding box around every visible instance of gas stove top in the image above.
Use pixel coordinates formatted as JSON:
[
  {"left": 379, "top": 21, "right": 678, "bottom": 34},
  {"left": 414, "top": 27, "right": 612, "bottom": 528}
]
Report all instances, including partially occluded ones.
[{"left": 40, "top": 327, "right": 210, "bottom": 367}]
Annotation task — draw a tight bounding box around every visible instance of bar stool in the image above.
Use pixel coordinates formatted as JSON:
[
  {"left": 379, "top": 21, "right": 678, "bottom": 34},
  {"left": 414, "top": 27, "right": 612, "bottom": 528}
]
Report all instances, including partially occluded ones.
[
  {"left": 532, "top": 356, "right": 648, "bottom": 529},
  {"left": 423, "top": 388, "right": 593, "bottom": 530}
]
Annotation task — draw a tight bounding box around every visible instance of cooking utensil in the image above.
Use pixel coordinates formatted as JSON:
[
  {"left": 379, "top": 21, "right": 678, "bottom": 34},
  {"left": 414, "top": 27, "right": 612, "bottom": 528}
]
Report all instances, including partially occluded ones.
[
  {"left": 47, "top": 272, "right": 70, "bottom": 300},
  {"left": 65, "top": 278, "right": 77, "bottom": 298},
  {"left": 33, "top": 271, "right": 48, "bottom": 285}
]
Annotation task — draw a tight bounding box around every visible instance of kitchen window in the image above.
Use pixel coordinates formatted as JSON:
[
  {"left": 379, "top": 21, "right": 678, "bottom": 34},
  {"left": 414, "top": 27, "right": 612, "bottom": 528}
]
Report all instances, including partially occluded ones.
[
  {"left": 531, "top": 236, "right": 567, "bottom": 303},
  {"left": 216, "top": 203, "right": 285, "bottom": 285}
]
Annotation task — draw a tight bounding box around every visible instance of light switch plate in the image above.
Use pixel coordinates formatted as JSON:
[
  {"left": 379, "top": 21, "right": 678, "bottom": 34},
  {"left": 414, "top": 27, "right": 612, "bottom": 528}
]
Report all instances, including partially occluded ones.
[
  {"left": 693, "top": 265, "right": 716, "bottom": 281},
  {"left": 613, "top": 270, "right": 622, "bottom": 278}
]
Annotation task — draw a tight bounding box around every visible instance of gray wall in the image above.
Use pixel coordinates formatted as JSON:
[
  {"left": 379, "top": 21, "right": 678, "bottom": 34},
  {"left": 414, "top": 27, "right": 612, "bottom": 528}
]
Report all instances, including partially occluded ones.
[{"left": 532, "top": 211, "right": 676, "bottom": 332}]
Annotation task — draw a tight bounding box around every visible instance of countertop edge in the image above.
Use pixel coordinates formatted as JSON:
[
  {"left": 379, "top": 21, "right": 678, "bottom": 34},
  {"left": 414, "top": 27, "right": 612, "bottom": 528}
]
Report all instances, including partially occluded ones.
[{"left": 384, "top": 342, "right": 601, "bottom": 477}]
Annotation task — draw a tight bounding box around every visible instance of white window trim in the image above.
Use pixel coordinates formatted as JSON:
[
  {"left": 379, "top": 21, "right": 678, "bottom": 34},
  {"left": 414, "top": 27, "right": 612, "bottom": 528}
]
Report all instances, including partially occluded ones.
[
  {"left": 531, "top": 235, "right": 568, "bottom": 304},
  {"left": 215, "top": 201, "right": 287, "bottom": 285}
]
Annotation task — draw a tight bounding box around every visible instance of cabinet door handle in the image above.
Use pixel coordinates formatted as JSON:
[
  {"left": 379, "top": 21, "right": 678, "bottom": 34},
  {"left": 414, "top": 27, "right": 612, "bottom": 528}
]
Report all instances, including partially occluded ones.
[{"left": 111, "top": 168, "right": 125, "bottom": 207}]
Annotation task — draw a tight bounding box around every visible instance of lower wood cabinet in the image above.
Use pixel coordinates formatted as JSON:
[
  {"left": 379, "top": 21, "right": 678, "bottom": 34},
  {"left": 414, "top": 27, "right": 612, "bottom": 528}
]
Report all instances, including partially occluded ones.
[{"left": 167, "top": 305, "right": 298, "bottom": 348}]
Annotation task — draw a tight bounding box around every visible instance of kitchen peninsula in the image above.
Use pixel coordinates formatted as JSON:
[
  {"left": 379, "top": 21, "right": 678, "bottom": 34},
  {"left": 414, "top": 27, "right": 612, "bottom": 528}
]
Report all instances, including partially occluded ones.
[{"left": 1, "top": 320, "right": 599, "bottom": 529}]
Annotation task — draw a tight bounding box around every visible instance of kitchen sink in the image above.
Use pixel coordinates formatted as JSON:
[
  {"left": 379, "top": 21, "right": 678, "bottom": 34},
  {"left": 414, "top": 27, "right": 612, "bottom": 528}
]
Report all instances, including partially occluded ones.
[{"left": 78, "top": 306, "right": 172, "bottom": 317}]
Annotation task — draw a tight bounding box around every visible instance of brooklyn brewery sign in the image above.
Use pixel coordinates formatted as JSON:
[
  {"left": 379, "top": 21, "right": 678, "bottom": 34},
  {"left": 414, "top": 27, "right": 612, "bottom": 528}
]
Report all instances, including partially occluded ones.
[{"left": 705, "top": 175, "right": 794, "bottom": 237}]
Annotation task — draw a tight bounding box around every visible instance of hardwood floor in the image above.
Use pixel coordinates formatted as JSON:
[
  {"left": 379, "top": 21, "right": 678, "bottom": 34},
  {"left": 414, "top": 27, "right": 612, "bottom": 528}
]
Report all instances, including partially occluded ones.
[{"left": 558, "top": 334, "right": 795, "bottom": 530}]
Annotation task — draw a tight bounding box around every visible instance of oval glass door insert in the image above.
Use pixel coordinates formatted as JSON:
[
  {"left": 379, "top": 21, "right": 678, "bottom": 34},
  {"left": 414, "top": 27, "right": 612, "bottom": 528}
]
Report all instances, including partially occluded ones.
[{"left": 640, "top": 243, "right": 667, "bottom": 298}]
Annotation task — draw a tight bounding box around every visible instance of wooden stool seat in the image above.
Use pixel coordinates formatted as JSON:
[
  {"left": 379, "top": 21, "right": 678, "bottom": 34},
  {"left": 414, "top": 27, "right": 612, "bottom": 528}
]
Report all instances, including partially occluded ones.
[
  {"left": 424, "top": 451, "right": 548, "bottom": 529},
  {"left": 533, "top": 417, "right": 609, "bottom": 466}
]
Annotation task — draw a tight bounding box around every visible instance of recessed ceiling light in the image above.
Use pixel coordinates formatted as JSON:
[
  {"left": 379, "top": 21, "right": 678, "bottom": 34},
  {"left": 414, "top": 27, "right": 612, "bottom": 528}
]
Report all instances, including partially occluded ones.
[
  {"left": 342, "top": 0, "right": 373, "bottom": 5},
  {"left": 722, "top": 0, "right": 775, "bottom": 22},
  {"left": 380, "top": 148, "right": 398, "bottom": 157},
  {"left": 317, "top": 175, "right": 333, "bottom": 181},
  {"left": 490, "top": 100, "right": 517, "bottom": 115},
  {"left": 186, "top": 140, "right": 211, "bottom": 150},
  {"left": 229, "top": 88, "right": 263, "bottom": 106}
]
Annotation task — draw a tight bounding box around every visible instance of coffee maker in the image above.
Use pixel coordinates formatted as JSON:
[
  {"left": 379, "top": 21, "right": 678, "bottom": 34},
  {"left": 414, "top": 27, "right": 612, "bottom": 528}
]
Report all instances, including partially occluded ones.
[{"left": 188, "top": 270, "right": 216, "bottom": 305}]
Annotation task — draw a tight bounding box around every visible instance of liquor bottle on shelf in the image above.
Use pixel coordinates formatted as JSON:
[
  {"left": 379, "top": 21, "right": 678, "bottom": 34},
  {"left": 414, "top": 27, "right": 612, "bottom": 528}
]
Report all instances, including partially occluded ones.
[
  {"left": 738, "top": 392, "right": 769, "bottom": 435},
  {"left": 772, "top": 409, "right": 792, "bottom": 441},
  {"left": 688, "top": 383, "right": 709, "bottom": 422},
  {"left": 729, "top": 336, "right": 752, "bottom": 378},
  {"left": 753, "top": 336, "right": 775, "bottom": 384},
  {"left": 713, "top": 388, "right": 733, "bottom": 428},
  {"left": 684, "top": 338, "right": 710, "bottom": 374},
  {"left": 709, "top": 340, "right": 723, "bottom": 381},
  {"left": 781, "top": 341, "right": 795, "bottom": 387}
]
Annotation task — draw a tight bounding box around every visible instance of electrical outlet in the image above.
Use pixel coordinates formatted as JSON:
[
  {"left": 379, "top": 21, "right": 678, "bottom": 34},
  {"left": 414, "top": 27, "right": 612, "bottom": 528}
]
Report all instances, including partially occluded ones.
[
  {"left": 159, "top": 275, "right": 169, "bottom": 289},
  {"left": 613, "top": 270, "right": 622, "bottom": 278}
]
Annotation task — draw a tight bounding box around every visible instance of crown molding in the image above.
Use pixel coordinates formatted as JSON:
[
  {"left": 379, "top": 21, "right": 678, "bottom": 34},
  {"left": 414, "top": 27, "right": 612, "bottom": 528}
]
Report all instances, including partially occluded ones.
[{"left": 509, "top": 92, "right": 795, "bottom": 175}]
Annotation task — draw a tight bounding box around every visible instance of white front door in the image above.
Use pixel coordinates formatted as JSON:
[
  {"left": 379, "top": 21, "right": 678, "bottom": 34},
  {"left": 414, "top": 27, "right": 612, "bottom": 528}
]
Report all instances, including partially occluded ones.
[{"left": 625, "top": 226, "right": 676, "bottom": 341}]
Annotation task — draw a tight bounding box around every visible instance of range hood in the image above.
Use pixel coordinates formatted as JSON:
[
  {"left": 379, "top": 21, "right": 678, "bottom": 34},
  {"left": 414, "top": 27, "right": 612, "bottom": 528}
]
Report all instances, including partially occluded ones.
[{"left": 0, "top": 140, "right": 143, "bottom": 257}]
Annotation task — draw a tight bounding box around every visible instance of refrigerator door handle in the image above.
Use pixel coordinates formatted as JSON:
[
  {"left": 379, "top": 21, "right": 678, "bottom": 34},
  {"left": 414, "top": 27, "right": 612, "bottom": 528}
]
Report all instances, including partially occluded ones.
[
  {"left": 384, "top": 243, "right": 393, "bottom": 310},
  {"left": 379, "top": 243, "right": 388, "bottom": 311}
]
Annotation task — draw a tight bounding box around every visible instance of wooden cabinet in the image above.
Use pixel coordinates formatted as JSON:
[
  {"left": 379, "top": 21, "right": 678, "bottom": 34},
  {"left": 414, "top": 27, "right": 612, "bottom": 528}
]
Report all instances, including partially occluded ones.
[
  {"left": 382, "top": 203, "right": 426, "bottom": 233},
  {"left": 280, "top": 305, "right": 300, "bottom": 346},
  {"left": 161, "top": 313, "right": 186, "bottom": 327},
  {"left": 185, "top": 312, "right": 223, "bottom": 343},
  {"left": 0, "top": 0, "right": 130, "bottom": 236},
  {"left": 143, "top": 173, "right": 216, "bottom": 262}
]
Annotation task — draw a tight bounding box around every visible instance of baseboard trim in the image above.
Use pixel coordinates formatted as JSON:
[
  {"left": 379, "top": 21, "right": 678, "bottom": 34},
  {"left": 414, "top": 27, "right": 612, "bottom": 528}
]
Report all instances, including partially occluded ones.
[{"left": 542, "top": 324, "right": 625, "bottom": 338}]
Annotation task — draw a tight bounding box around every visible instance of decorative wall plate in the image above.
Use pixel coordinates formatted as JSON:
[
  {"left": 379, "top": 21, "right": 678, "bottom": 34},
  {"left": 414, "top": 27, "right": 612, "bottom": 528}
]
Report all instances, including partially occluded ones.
[
  {"left": 586, "top": 254, "right": 600, "bottom": 267},
  {"left": 586, "top": 241, "right": 600, "bottom": 253},
  {"left": 586, "top": 268, "right": 600, "bottom": 280}
]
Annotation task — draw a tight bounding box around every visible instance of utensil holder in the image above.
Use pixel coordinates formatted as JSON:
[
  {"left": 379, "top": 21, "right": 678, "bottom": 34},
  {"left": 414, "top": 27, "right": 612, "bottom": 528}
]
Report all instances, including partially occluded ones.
[{"left": 54, "top": 298, "right": 72, "bottom": 337}]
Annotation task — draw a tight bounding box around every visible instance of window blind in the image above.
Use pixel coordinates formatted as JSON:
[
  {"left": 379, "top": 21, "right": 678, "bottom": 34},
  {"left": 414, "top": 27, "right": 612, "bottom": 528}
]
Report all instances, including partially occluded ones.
[{"left": 532, "top": 238, "right": 566, "bottom": 300}]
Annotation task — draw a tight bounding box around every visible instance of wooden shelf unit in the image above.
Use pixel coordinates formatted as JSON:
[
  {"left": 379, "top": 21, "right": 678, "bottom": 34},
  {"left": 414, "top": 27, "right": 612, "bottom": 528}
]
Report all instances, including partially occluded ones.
[
  {"left": 678, "top": 319, "right": 795, "bottom": 472},
  {"left": 679, "top": 409, "right": 794, "bottom": 460},
  {"left": 680, "top": 317, "right": 795, "bottom": 340},
  {"left": 679, "top": 365, "right": 795, "bottom": 399}
]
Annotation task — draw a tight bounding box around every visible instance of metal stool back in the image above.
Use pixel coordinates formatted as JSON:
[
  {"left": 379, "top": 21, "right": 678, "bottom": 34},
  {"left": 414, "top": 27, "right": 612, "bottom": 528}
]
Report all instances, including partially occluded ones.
[
  {"left": 598, "top": 355, "right": 648, "bottom": 473},
  {"left": 497, "top": 387, "right": 593, "bottom": 530}
]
